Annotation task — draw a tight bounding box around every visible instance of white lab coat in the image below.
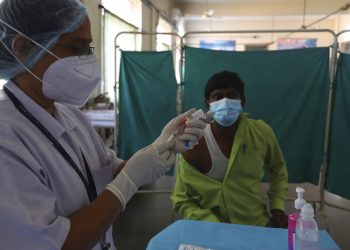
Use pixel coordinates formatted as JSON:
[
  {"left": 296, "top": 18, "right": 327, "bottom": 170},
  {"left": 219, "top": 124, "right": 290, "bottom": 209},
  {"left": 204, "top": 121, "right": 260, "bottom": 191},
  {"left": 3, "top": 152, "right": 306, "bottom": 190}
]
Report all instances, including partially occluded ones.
[{"left": 0, "top": 81, "right": 122, "bottom": 250}]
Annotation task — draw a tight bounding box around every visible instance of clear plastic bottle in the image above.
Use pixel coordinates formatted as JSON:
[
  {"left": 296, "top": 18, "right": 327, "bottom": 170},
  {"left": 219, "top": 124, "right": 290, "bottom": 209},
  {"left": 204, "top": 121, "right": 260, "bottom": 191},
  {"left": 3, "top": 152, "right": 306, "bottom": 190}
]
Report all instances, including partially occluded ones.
[{"left": 295, "top": 203, "right": 320, "bottom": 250}]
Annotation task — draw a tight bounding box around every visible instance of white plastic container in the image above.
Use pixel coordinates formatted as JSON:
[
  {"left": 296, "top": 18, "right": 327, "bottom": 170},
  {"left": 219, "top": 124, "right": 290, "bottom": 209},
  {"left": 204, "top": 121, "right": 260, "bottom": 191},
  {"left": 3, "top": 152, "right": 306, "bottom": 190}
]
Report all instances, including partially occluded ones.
[
  {"left": 288, "top": 187, "right": 306, "bottom": 250},
  {"left": 295, "top": 203, "right": 320, "bottom": 250}
]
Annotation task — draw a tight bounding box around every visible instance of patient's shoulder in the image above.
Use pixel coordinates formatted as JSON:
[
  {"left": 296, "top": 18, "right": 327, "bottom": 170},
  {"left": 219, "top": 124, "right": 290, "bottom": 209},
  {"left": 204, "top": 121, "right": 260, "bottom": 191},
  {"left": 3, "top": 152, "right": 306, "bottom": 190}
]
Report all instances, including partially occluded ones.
[
  {"left": 181, "top": 137, "right": 211, "bottom": 172},
  {"left": 182, "top": 136, "right": 203, "bottom": 158}
]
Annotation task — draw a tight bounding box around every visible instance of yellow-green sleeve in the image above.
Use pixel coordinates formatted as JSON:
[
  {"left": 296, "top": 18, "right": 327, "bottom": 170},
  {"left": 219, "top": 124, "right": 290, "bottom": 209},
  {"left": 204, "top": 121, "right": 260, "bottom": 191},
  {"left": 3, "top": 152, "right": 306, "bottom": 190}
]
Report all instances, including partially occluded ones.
[
  {"left": 264, "top": 123, "right": 289, "bottom": 211},
  {"left": 171, "top": 156, "right": 221, "bottom": 222}
]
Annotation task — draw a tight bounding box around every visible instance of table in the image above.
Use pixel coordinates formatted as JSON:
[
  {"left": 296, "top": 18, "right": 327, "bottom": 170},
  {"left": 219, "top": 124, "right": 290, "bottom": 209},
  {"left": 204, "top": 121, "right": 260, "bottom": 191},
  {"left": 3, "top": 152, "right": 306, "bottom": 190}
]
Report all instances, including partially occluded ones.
[
  {"left": 146, "top": 220, "right": 340, "bottom": 250},
  {"left": 83, "top": 110, "right": 115, "bottom": 128}
]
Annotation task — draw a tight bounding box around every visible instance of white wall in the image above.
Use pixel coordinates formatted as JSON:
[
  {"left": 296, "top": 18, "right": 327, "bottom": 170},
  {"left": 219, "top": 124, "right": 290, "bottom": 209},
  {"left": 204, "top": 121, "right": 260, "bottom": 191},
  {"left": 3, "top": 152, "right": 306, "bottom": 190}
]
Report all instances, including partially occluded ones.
[
  {"left": 80, "top": 0, "right": 103, "bottom": 97},
  {"left": 175, "top": 0, "right": 350, "bottom": 50},
  {"left": 336, "top": 15, "right": 350, "bottom": 46},
  {"left": 82, "top": 0, "right": 103, "bottom": 64},
  {"left": 83, "top": 0, "right": 350, "bottom": 55},
  {"left": 150, "top": 0, "right": 175, "bottom": 17},
  {"left": 141, "top": 2, "right": 158, "bottom": 50},
  {"left": 175, "top": 0, "right": 350, "bottom": 17},
  {"left": 182, "top": 16, "right": 339, "bottom": 50}
]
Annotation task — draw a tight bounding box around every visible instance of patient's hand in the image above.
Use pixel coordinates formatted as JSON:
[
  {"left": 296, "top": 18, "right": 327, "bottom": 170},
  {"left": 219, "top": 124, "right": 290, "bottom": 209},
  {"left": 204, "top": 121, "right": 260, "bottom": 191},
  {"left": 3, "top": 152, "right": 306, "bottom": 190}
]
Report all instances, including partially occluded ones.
[{"left": 270, "top": 209, "right": 288, "bottom": 228}]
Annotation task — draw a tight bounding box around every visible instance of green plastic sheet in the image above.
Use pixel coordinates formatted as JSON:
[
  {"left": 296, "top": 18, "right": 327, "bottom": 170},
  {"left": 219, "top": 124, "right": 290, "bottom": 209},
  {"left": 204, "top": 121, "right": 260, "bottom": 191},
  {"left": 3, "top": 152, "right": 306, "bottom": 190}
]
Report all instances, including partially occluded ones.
[
  {"left": 118, "top": 51, "right": 178, "bottom": 160},
  {"left": 327, "top": 52, "right": 350, "bottom": 200}
]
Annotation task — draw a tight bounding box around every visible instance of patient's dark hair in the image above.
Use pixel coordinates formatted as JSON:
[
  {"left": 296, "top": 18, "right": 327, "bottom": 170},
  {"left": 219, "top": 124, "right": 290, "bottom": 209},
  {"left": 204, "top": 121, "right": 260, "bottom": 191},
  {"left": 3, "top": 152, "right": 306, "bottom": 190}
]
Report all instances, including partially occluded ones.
[{"left": 205, "top": 70, "right": 245, "bottom": 105}]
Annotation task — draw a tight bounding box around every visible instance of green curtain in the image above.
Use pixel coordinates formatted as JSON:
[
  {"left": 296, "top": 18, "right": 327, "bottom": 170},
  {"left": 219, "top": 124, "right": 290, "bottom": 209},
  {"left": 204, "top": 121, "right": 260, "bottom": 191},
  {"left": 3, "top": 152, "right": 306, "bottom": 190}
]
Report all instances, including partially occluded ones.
[
  {"left": 118, "top": 51, "right": 178, "bottom": 160},
  {"left": 327, "top": 52, "right": 350, "bottom": 200},
  {"left": 183, "top": 46, "right": 330, "bottom": 184}
]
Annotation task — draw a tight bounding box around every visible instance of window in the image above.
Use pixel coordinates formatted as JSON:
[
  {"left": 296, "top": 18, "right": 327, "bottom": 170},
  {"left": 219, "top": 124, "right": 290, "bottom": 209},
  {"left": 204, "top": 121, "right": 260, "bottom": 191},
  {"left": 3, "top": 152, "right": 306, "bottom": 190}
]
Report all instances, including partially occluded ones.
[
  {"left": 199, "top": 40, "right": 236, "bottom": 51},
  {"left": 102, "top": 0, "right": 141, "bottom": 28},
  {"left": 156, "top": 17, "right": 181, "bottom": 83},
  {"left": 101, "top": 0, "right": 141, "bottom": 103},
  {"left": 0, "top": 79, "right": 6, "bottom": 89},
  {"left": 156, "top": 17, "right": 173, "bottom": 51}
]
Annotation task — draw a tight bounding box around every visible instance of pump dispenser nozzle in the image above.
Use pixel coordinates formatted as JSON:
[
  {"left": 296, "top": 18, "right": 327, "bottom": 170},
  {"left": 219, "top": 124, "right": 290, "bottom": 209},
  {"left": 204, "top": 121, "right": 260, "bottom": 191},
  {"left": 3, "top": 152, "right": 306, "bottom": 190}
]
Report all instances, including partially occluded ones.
[{"left": 295, "top": 187, "right": 306, "bottom": 210}]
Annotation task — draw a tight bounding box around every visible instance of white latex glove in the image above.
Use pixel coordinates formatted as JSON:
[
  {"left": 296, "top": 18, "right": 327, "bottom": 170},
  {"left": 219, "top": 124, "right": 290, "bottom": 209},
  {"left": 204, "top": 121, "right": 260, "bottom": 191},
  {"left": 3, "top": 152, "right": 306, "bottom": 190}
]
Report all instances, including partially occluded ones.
[
  {"left": 106, "top": 140, "right": 175, "bottom": 209},
  {"left": 106, "top": 109, "right": 206, "bottom": 208},
  {"left": 155, "top": 108, "right": 195, "bottom": 142},
  {"left": 155, "top": 108, "right": 207, "bottom": 153},
  {"left": 177, "top": 118, "right": 207, "bottom": 150}
]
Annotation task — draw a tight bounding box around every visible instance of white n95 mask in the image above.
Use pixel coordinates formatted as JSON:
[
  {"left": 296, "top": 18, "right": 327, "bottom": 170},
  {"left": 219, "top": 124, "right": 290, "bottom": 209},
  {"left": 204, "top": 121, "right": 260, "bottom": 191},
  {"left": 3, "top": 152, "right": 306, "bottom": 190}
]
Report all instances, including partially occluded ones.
[
  {"left": 210, "top": 98, "right": 242, "bottom": 127},
  {"left": 42, "top": 54, "right": 101, "bottom": 107}
]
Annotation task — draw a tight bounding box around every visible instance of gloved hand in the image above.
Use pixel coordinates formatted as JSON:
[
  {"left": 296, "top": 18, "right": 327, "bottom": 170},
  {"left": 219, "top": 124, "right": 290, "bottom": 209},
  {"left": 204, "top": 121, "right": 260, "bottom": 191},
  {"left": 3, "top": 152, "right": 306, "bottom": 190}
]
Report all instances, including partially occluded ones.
[
  {"left": 106, "top": 109, "right": 207, "bottom": 209},
  {"left": 106, "top": 139, "right": 175, "bottom": 209},
  {"left": 155, "top": 108, "right": 207, "bottom": 153},
  {"left": 177, "top": 118, "right": 207, "bottom": 150}
]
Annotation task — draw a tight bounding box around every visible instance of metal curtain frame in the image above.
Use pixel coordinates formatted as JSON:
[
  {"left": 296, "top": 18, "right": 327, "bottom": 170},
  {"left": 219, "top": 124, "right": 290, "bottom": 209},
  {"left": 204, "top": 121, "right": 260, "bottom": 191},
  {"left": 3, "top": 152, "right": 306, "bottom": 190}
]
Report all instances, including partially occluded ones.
[
  {"left": 181, "top": 29, "right": 338, "bottom": 212},
  {"left": 336, "top": 29, "right": 350, "bottom": 37},
  {"left": 114, "top": 31, "right": 182, "bottom": 157}
]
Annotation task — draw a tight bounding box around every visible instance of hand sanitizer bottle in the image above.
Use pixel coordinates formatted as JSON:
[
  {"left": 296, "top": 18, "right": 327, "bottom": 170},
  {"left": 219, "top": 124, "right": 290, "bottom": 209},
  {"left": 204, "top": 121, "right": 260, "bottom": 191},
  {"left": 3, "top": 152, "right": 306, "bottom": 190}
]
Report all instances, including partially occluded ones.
[
  {"left": 295, "top": 203, "right": 320, "bottom": 250},
  {"left": 288, "top": 187, "right": 306, "bottom": 250}
]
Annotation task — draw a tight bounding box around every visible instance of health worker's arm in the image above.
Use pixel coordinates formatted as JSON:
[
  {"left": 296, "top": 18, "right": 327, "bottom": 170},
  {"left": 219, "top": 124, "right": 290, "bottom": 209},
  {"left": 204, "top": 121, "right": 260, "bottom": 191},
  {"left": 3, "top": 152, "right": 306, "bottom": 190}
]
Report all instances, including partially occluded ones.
[
  {"left": 0, "top": 108, "right": 204, "bottom": 250},
  {"left": 171, "top": 157, "right": 221, "bottom": 223},
  {"left": 0, "top": 139, "right": 123, "bottom": 250},
  {"left": 64, "top": 109, "right": 206, "bottom": 249},
  {"left": 113, "top": 161, "right": 126, "bottom": 178},
  {"left": 62, "top": 190, "right": 122, "bottom": 250},
  {"left": 64, "top": 138, "right": 178, "bottom": 250}
]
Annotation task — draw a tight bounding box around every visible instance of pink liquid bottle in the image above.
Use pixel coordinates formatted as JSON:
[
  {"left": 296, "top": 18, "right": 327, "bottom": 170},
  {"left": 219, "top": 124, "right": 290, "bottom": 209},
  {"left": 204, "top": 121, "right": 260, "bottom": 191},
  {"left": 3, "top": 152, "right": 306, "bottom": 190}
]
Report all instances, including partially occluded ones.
[{"left": 288, "top": 187, "right": 306, "bottom": 250}]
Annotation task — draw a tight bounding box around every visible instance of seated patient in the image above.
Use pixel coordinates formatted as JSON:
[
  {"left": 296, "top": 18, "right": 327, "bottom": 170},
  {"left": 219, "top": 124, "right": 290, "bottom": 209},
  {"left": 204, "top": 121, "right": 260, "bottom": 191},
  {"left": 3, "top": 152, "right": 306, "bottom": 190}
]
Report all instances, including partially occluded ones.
[{"left": 171, "top": 70, "right": 289, "bottom": 227}]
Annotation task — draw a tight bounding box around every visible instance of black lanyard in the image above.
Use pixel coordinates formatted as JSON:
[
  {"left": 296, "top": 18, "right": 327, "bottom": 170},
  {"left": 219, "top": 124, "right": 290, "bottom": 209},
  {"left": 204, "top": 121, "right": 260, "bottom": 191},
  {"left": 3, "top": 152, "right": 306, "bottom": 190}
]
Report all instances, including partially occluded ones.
[
  {"left": 4, "top": 87, "right": 110, "bottom": 250},
  {"left": 4, "top": 87, "right": 97, "bottom": 202}
]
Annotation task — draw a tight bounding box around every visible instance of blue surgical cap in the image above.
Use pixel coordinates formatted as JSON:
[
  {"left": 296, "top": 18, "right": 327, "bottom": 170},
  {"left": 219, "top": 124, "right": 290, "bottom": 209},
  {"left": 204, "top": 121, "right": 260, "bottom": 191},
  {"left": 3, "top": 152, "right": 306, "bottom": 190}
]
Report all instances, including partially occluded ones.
[{"left": 0, "top": 0, "right": 87, "bottom": 80}]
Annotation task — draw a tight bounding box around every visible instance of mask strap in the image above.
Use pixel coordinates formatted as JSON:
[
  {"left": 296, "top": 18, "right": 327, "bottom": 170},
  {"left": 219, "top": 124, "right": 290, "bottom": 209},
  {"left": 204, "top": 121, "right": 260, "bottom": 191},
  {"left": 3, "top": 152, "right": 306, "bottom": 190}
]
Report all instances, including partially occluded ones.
[
  {"left": 0, "top": 36, "right": 44, "bottom": 83},
  {"left": 0, "top": 17, "right": 79, "bottom": 81},
  {"left": 0, "top": 18, "right": 60, "bottom": 60}
]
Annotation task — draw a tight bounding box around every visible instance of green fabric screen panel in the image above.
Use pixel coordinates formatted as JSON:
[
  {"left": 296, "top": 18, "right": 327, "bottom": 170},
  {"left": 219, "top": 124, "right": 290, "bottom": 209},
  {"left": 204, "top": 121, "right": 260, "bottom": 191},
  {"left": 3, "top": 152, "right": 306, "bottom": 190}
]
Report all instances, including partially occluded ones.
[
  {"left": 118, "top": 51, "right": 177, "bottom": 160},
  {"left": 183, "top": 46, "right": 329, "bottom": 184},
  {"left": 327, "top": 53, "right": 350, "bottom": 200}
]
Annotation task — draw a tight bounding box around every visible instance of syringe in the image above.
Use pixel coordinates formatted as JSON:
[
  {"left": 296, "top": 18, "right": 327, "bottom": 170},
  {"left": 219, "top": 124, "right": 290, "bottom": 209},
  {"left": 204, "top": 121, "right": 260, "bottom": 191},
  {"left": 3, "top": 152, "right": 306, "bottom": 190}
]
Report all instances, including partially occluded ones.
[
  {"left": 187, "top": 109, "right": 213, "bottom": 123},
  {"left": 167, "top": 109, "right": 212, "bottom": 150},
  {"left": 184, "top": 109, "right": 212, "bottom": 148}
]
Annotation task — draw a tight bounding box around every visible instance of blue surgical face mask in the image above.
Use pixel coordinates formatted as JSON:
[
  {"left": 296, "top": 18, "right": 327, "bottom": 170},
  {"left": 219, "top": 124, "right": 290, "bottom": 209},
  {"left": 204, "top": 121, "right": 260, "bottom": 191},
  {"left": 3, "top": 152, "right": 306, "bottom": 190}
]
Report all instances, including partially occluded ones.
[{"left": 209, "top": 98, "right": 242, "bottom": 127}]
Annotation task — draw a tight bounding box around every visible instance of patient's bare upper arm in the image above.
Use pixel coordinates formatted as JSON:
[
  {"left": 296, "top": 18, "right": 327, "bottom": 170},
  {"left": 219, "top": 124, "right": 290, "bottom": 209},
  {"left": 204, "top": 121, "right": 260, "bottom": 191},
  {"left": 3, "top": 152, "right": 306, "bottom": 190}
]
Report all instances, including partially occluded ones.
[{"left": 181, "top": 138, "right": 212, "bottom": 174}]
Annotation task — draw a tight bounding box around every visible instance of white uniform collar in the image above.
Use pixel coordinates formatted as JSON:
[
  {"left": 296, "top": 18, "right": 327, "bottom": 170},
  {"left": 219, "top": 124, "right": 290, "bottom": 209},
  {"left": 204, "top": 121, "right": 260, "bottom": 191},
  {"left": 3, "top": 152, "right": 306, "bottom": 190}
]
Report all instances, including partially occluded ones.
[{"left": 4, "top": 80, "right": 69, "bottom": 138}]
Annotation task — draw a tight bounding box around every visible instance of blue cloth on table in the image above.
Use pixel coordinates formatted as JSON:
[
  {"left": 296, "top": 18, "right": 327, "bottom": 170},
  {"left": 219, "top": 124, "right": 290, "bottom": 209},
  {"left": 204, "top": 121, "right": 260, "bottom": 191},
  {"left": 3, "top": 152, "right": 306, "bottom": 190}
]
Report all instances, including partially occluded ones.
[{"left": 147, "top": 219, "right": 340, "bottom": 250}]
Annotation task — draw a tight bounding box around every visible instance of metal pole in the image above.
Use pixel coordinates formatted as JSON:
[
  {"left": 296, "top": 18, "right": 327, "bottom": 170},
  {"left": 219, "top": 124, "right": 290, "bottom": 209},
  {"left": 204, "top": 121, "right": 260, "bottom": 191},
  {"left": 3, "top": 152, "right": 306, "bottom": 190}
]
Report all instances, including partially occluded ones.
[{"left": 319, "top": 35, "right": 338, "bottom": 211}]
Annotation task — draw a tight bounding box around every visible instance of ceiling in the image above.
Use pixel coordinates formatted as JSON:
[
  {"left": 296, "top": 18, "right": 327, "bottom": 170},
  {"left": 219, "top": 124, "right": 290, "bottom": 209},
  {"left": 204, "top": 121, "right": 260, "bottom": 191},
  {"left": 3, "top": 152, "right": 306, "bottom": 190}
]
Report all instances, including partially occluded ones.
[{"left": 174, "top": 0, "right": 350, "bottom": 19}]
